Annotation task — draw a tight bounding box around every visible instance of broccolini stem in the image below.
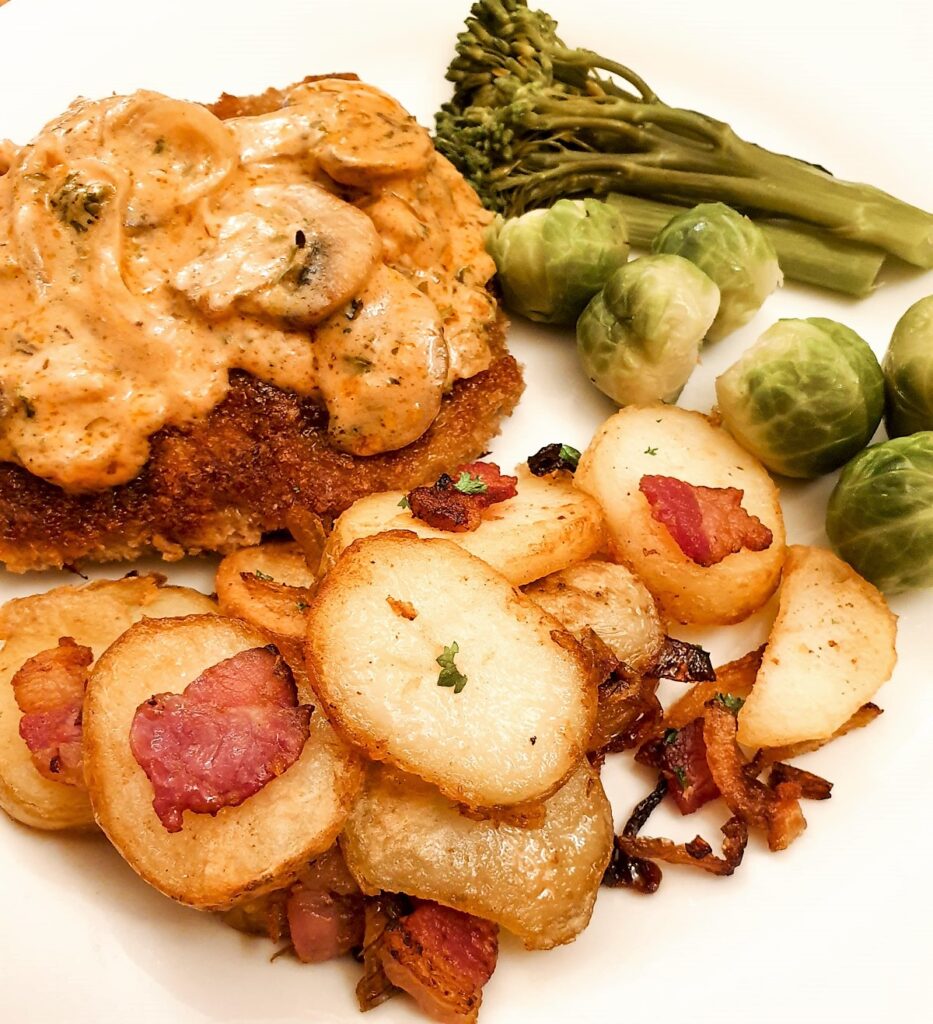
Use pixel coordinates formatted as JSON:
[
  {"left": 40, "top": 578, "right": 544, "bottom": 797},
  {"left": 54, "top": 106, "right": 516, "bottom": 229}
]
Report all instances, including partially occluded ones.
[
  {"left": 605, "top": 194, "right": 886, "bottom": 297},
  {"left": 437, "top": 0, "right": 933, "bottom": 271}
]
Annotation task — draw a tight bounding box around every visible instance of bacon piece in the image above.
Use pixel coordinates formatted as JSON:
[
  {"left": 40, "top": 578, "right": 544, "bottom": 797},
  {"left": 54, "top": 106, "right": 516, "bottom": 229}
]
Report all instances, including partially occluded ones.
[
  {"left": 129, "top": 646, "right": 311, "bottom": 833},
  {"left": 454, "top": 461, "right": 518, "bottom": 506},
  {"left": 287, "top": 848, "right": 364, "bottom": 963},
  {"left": 406, "top": 461, "right": 518, "bottom": 533},
  {"left": 636, "top": 717, "right": 720, "bottom": 814},
  {"left": 766, "top": 762, "right": 833, "bottom": 801},
  {"left": 703, "top": 700, "right": 806, "bottom": 851},
  {"left": 639, "top": 474, "right": 773, "bottom": 567},
  {"left": 12, "top": 637, "right": 92, "bottom": 787},
  {"left": 378, "top": 902, "right": 498, "bottom": 1024}
]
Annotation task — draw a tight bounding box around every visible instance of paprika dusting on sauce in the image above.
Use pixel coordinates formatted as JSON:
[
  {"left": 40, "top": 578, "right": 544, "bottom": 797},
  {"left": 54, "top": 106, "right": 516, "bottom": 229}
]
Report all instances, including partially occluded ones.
[{"left": 0, "top": 79, "right": 499, "bottom": 492}]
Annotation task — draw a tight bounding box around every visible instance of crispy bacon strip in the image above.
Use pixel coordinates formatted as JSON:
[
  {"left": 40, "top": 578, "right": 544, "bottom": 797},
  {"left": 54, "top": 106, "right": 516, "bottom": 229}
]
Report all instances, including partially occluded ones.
[
  {"left": 12, "top": 637, "right": 92, "bottom": 787},
  {"left": 406, "top": 461, "right": 517, "bottom": 533},
  {"left": 639, "top": 475, "right": 773, "bottom": 566},
  {"left": 646, "top": 636, "right": 716, "bottom": 682},
  {"left": 129, "top": 646, "right": 312, "bottom": 833},
  {"left": 703, "top": 701, "right": 806, "bottom": 851},
  {"left": 662, "top": 646, "right": 764, "bottom": 730},
  {"left": 378, "top": 902, "right": 499, "bottom": 1024},
  {"left": 636, "top": 717, "right": 720, "bottom": 814}
]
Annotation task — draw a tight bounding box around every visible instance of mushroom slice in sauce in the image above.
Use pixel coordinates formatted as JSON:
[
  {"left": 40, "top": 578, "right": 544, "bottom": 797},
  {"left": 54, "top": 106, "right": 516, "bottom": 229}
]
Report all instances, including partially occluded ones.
[
  {"left": 174, "top": 183, "right": 381, "bottom": 325},
  {"left": 314, "top": 264, "right": 448, "bottom": 456},
  {"left": 284, "top": 80, "right": 435, "bottom": 189}
]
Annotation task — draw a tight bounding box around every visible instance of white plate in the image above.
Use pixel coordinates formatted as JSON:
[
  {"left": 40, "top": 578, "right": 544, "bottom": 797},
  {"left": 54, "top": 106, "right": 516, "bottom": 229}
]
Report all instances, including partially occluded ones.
[{"left": 1, "top": 1, "right": 931, "bottom": 1021}]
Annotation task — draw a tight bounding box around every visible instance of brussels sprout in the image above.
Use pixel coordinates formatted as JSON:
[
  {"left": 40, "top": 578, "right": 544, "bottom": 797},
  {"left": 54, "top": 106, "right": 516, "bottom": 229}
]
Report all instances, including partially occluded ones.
[
  {"left": 652, "top": 202, "right": 782, "bottom": 340},
  {"left": 715, "top": 317, "right": 884, "bottom": 479},
  {"left": 485, "top": 198, "right": 629, "bottom": 325},
  {"left": 826, "top": 432, "right": 933, "bottom": 593},
  {"left": 882, "top": 295, "right": 933, "bottom": 437},
  {"left": 576, "top": 254, "right": 720, "bottom": 406}
]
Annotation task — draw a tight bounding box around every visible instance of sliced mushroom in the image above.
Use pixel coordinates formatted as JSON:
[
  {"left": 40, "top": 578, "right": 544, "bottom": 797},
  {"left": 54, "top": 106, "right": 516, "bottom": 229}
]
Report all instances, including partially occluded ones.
[
  {"left": 284, "top": 79, "right": 435, "bottom": 188},
  {"left": 174, "top": 183, "right": 381, "bottom": 325},
  {"left": 314, "top": 263, "right": 448, "bottom": 455}
]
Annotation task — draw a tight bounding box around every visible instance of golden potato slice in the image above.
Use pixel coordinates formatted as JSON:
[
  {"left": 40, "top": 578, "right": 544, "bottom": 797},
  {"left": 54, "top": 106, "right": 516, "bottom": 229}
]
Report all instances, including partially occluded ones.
[
  {"left": 341, "top": 760, "right": 612, "bottom": 950},
  {"left": 0, "top": 576, "right": 215, "bottom": 831},
  {"left": 306, "top": 531, "right": 596, "bottom": 809},
  {"left": 215, "top": 541, "right": 318, "bottom": 664},
  {"left": 738, "top": 546, "right": 897, "bottom": 748},
  {"left": 524, "top": 560, "right": 665, "bottom": 673},
  {"left": 84, "top": 614, "right": 362, "bottom": 910},
  {"left": 576, "top": 405, "right": 786, "bottom": 624},
  {"left": 321, "top": 467, "right": 605, "bottom": 585}
]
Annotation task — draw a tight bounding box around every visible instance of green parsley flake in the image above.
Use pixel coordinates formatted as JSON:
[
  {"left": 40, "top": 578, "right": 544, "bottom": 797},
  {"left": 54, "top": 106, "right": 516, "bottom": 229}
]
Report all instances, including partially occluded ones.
[
  {"left": 436, "top": 641, "right": 468, "bottom": 694},
  {"left": 714, "top": 692, "right": 746, "bottom": 714},
  {"left": 252, "top": 569, "right": 274, "bottom": 582},
  {"left": 644, "top": 446, "right": 658, "bottom": 456},
  {"left": 663, "top": 727, "right": 679, "bottom": 745},
  {"left": 558, "top": 444, "right": 581, "bottom": 470},
  {"left": 673, "top": 766, "right": 689, "bottom": 788},
  {"left": 398, "top": 496, "right": 411, "bottom": 509},
  {"left": 453, "top": 471, "right": 487, "bottom": 495}
]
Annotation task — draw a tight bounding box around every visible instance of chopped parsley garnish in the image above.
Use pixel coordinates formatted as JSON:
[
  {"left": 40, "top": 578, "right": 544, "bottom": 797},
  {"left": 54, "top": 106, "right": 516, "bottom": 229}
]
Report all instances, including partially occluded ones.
[
  {"left": 663, "top": 727, "right": 679, "bottom": 746},
  {"left": 252, "top": 569, "right": 274, "bottom": 582},
  {"left": 713, "top": 692, "right": 746, "bottom": 714},
  {"left": 673, "top": 766, "right": 689, "bottom": 789},
  {"left": 644, "top": 446, "right": 658, "bottom": 456},
  {"left": 296, "top": 600, "right": 310, "bottom": 612},
  {"left": 453, "top": 471, "right": 488, "bottom": 495},
  {"left": 398, "top": 496, "right": 411, "bottom": 509},
  {"left": 436, "top": 641, "right": 468, "bottom": 693},
  {"left": 50, "top": 173, "right": 113, "bottom": 233}
]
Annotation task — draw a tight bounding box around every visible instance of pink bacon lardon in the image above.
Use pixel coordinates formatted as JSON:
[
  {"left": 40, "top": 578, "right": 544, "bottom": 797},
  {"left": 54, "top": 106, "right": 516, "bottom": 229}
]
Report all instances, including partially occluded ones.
[
  {"left": 129, "top": 646, "right": 311, "bottom": 833},
  {"left": 13, "top": 637, "right": 92, "bottom": 788}
]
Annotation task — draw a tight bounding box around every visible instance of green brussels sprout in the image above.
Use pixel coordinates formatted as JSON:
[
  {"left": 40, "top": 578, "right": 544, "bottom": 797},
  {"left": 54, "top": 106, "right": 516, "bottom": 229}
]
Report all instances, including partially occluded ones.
[
  {"left": 652, "top": 202, "right": 782, "bottom": 340},
  {"left": 485, "top": 198, "right": 629, "bottom": 325},
  {"left": 826, "top": 432, "right": 933, "bottom": 593},
  {"left": 576, "top": 254, "right": 720, "bottom": 406},
  {"left": 715, "top": 317, "right": 884, "bottom": 478},
  {"left": 882, "top": 295, "right": 933, "bottom": 437}
]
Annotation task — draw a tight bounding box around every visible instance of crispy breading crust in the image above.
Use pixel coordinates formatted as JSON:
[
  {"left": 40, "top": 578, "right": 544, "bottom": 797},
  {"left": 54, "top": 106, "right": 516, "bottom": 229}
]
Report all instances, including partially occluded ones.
[{"left": 0, "top": 79, "right": 524, "bottom": 572}]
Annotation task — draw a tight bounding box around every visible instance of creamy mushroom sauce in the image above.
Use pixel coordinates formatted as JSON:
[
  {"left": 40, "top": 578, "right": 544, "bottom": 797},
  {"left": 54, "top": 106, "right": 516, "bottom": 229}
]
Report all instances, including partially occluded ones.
[{"left": 0, "top": 79, "right": 497, "bottom": 492}]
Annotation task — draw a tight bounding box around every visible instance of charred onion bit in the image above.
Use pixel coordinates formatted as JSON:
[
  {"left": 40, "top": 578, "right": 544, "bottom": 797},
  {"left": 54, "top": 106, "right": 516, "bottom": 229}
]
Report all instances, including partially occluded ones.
[
  {"left": 527, "top": 442, "right": 581, "bottom": 476},
  {"left": 406, "top": 461, "right": 518, "bottom": 533},
  {"left": 357, "top": 894, "right": 412, "bottom": 1012},
  {"left": 129, "top": 645, "right": 312, "bottom": 833},
  {"left": 602, "top": 777, "right": 666, "bottom": 894},
  {"left": 615, "top": 816, "right": 748, "bottom": 877},
  {"left": 636, "top": 718, "right": 720, "bottom": 814},
  {"left": 12, "top": 636, "right": 92, "bottom": 787},
  {"left": 377, "top": 902, "right": 499, "bottom": 1024},
  {"left": 663, "top": 646, "right": 764, "bottom": 729},
  {"left": 286, "top": 848, "right": 365, "bottom": 963},
  {"left": 702, "top": 700, "right": 806, "bottom": 851},
  {"left": 639, "top": 475, "right": 773, "bottom": 567},
  {"left": 647, "top": 636, "right": 716, "bottom": 682}
]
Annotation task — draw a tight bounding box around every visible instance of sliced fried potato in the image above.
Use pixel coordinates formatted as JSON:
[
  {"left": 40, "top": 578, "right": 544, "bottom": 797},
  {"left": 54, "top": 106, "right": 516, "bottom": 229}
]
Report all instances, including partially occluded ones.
[
  {"left": 215, "top": 541, "right": 318, "bottom": 665},
  {"left": 321, "top": 467, "right": 605, "bottom": 586},
  {"left": 738, "top": 546, "right": 897, "bottom": 748},
  {"left": 306, "top": 531, "right": 596, "bottom": 809},
  {"left": 341, "top": 760, "right": 612, "bottom": 950},
  {"left": 524, "top": 560, "right": 665, "bottom": 673},
  {"left": 576, "top": 405, "right": 786, "bottom": 625},
  {"left": 84, "top": 614, "right": 362, "bottom": 910},
  {"left": 0, "top": 576, "right": 215, "bottom": 831}
]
